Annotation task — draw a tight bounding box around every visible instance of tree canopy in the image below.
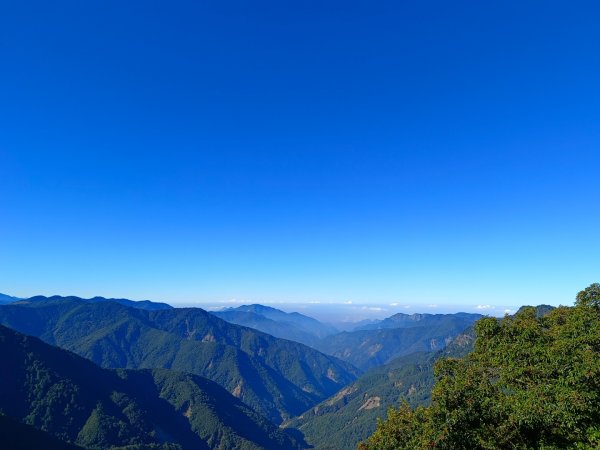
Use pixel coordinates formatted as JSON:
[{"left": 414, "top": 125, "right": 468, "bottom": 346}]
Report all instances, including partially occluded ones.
[{"left": 360, "top": 283, "right": 600, "bottom": 450}]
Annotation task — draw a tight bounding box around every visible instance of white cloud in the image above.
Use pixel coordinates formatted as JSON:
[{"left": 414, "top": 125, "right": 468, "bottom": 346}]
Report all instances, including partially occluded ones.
[
  {"left": 427, "top": 304, "right": 438, "bottom": 308},
  {"left": 476, "top": 304, "right": 494, "bottom": 310},
  {"left": 404, "top": 305, "right": 411, "bottom": 309},
  {"left": 389, "top": 302, "right": 399, "bottom": 306},
  {"left": 503, "top": 309, "right": 514, "bottom": 315},
  {"left": 343, "top": 300, "right": 353, "bottom": 304},
  {"left": 218, "top": 298, "right": 246, "bottom": 304},
  {"left": 308, "top": 300, "right": 321, "bottom": 304},
  {"left": 361, "top": 306, "right": 385, "bottom": 312}
]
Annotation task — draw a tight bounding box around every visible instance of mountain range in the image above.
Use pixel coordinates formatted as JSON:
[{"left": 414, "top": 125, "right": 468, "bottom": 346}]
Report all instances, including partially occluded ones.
[
  {"left": 313, "top": 312, "right": 482, "bottom": 370},
  {"left": 0, "top": 292, "right": 515, "bottom": 449},
  {"left": 285, "top": 327, "right": 477, "bottom": 449},
  {"left": 0, "top": 296, "right": 359, "bottom": 424},
  {"left": 212, "top": 304, "right": 338, "bottom": 347},
  {"left": 286, "top": 305, "right": 555, "bottom": 449},
  {"left": 0, "top": 324, "right": 300, "bottom": 449}
]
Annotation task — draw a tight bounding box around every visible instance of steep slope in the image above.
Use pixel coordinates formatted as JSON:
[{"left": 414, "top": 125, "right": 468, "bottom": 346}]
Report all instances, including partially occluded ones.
[
  {"left": 285, "top": 327, "right": 477, "bottom": 450},
  {"left": 0, "top": 298, "right": 359, "bottom": 423},
  {"left": 213, "top": 304, "right": 337, "bottom": 347},
  {"left": 0, "top": 324, "right": 300, "bottom": 450},
  {"left": 315, "top": 313, "right": 481, "bottom": 370}
]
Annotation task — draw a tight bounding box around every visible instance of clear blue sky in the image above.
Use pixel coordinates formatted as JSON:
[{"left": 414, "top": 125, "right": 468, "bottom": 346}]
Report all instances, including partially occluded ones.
[{"left": 1, "top": 0, "right": 598, "bottom": 310}]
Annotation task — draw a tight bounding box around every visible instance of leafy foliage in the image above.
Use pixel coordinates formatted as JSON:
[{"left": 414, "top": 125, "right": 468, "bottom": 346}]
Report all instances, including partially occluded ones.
[
  {"left": 360, "top": 284, "right": 600, "bottom": 450},
  {"left": 0, "top": 324, "right": 301, "bottom": 449}
]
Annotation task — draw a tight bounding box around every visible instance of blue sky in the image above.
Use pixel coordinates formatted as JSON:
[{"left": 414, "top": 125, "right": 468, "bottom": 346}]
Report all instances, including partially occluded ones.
[{"left": 0, "top": 0, "right": 598, "bottom": 312}]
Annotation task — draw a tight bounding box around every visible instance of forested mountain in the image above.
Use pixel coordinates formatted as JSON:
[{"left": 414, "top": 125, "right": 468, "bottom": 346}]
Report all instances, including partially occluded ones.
[
  {"left": 285, "top": 327, "right": 476, "bottom": 449},
  {"left": 361, "top": 284, "right": 599, "bottom": 450},
  {"left": 0, "top": 298, "right": 359, "bottom": 424},
  {"left": 212, "top": 304, "right": 337, "bottom": 347},
  {"left": 315, "top": 313, "right": 481, "bottom": 370},
  {"left": 0, "top": 324, "right": 300, "bottom": 450},
  {"left": 22, "top": 295, "right": 173, "bottom": 310}
]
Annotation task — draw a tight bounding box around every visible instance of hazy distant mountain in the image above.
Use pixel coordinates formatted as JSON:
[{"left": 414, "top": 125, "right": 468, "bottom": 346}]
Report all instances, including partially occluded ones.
[
  {"left": 0, "top": 298, "right": 359, "bottom": 424},
  {"left": 213, "top": 304, "right": 338, "bottom": 346},
  {"left": 315, "top": 312, "right": 482, "bottom": 370},
  {"left": 355, "top": 312, "right": 483, "bottom": 331},
  {"left": 331, "top": 319, "right": 382, "bottom": 332},
  {"left": 0, "top": 293, "right": 20, "bottom": 304},
  {"left": 20, "top": 294, "right": 173, "bottom": 310},
  {"left": 0, "top": 324, "right": 300, "bottom": 449}
]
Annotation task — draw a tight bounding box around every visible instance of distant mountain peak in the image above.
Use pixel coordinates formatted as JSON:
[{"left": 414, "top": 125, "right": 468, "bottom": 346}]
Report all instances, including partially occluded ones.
[
  {"left": 15, "top": 294, "right": 172, "bottom": 311},
  {"left": 213, "top": 303, "right": 339, "bottom": 347},
  {"left": 0, "top": 293, "right": 21, "bottom": 304}
]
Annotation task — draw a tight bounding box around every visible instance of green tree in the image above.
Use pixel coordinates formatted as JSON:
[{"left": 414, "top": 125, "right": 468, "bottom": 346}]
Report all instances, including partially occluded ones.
[{"left": 360, "top": 283, "right": 600, "bottom": 450}]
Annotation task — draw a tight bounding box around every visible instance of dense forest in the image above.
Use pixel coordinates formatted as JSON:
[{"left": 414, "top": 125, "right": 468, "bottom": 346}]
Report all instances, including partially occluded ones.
[
  {"left": 360, "top": 283, "right": 600, "bottom": 450},
  {"left": 0, "top": 324, "right": 300, "bottom": 449}
]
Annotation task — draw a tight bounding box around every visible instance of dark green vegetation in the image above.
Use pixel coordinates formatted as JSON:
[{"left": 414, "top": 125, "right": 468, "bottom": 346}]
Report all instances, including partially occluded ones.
[
  {"left": 315, "top": 313, "right": 482, "bottom": 370},
  {"left": 0, "top": 324, "right": 300, "bottom": 450},
  {"left": 0, "top": 297, "right": 359, "bottom": 423},
  {"left": 361, "top": 284, "right": 600, "bottom": 450},
  {"left": 0, "top": 413, "right": 83, "bottom": 450},
  {"left": 213, "top": 304, "right": 337, "bottom": 347},
  {"left": 285, "top": 327, "right": 476, "bottom": 449}
]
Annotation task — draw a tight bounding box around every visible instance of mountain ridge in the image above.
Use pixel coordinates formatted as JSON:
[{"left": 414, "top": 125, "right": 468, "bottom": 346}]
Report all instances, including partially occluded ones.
[
  {"left": 17, "top": 294, "right": 173, "bottom": 310},
  {"left": 213, "top": 304, "right": 338, "bottom": 347},
  {"left": 0, "top": 297, "right": 359, "bottom": 424}
]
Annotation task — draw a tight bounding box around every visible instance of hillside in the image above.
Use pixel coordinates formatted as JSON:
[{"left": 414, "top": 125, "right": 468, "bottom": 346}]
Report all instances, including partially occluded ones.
[
  {"left": 315, "top": 313, "right": 481, "bottom": 370},
  {"left": 0, "top": 324, "right": 300, "bottom": 450},
  {"left": 0, "top": 297, "right": 359, "bottom": 423},
  {"left": 285, "top": 327, "right": 476, "bottom": 449},
  {"left": 212, "top": 304, "right": 337, "bottom": 347}
]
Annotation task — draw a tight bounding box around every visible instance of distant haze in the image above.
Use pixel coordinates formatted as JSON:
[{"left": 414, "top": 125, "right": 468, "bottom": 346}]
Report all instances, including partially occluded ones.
[{"left": 177, "top": 301, "right": 516, "bottom": 323}]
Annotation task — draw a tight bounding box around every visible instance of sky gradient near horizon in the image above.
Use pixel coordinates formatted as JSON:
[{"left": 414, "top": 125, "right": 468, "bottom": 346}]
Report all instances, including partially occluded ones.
[{"left": 1, "top": 1, "right": 599, "bottom": 311}]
